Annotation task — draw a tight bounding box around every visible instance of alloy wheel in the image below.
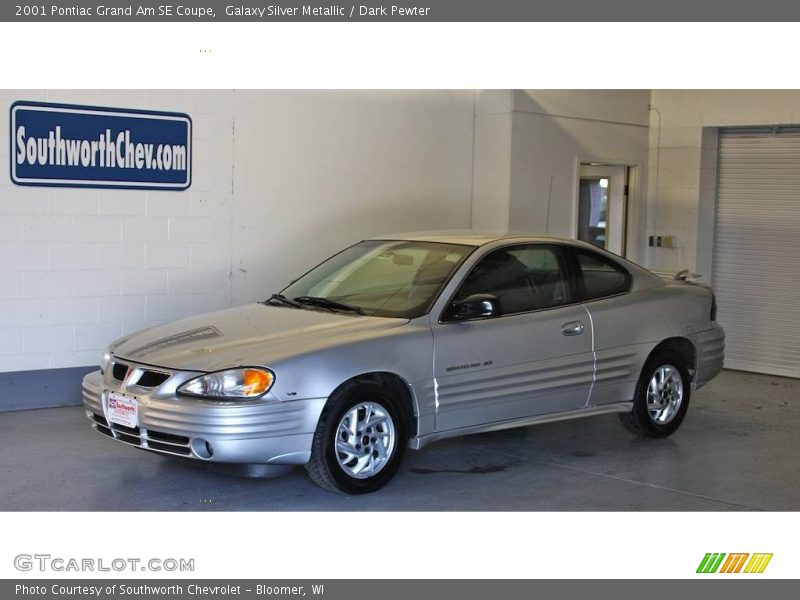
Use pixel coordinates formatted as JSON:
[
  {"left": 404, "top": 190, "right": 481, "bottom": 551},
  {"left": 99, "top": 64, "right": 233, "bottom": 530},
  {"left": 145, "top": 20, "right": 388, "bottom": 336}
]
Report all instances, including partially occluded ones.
[
  {"left": 646, "top": 364, "right": 684, "bottom": 424},
  {"left": 334, "top": 401, "right": 396, "bottom": 479}
]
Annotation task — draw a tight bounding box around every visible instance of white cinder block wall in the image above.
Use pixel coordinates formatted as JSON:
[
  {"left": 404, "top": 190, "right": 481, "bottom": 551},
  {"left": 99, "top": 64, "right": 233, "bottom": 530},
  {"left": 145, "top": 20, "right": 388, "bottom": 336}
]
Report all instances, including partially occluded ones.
[
  {"left": 471, "top": 91, "right": 513, "bottom": 231},
  {"left": 646, "top": 90, "right": 800, "bottom": 278},
  {"left": 230, "top": 90, "right": 476, "bottom": 304},
  {"left": 0, "top": 90, "right": 235, "bottom": 374},
  {"left": 0, "top": 90, "right": 476, "bottom": 375}
]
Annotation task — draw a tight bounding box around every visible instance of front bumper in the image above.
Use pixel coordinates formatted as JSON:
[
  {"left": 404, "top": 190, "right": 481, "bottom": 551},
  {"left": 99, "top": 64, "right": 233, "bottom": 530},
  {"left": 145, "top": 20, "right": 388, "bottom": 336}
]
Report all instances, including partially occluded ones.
[{"left": 81, "top": 366, "right": 326, "bottom": 465}]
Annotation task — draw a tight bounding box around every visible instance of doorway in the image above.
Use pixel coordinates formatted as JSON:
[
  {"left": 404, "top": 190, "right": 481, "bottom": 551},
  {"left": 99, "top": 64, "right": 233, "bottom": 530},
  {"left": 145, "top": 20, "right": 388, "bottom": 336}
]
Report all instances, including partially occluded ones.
[{"left": 577, "top": 163, "right": 631, "bottom": 256}]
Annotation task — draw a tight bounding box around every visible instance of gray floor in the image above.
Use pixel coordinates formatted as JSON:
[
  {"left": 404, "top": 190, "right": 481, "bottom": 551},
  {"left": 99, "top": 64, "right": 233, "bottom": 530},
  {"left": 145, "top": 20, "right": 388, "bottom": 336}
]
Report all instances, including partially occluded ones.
[{"left": 1, "top": 370, "right": 798, "bottom": 511}]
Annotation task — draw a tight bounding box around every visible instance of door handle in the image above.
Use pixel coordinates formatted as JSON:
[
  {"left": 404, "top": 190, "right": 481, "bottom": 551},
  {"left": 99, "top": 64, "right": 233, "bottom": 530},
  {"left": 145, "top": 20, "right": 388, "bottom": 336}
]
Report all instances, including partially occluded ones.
[{"left": 561, "top": 321, "right": 584, "bottom": 336}]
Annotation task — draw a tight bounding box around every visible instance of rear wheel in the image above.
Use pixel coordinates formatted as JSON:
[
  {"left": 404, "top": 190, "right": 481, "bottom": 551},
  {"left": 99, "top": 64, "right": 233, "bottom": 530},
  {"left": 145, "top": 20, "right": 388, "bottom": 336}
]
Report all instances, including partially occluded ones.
[
  {"left": 620, "top": 350, "right": 691, "bottom": 438},
  {"left": 306, "top": 382, "right": 407, "bottom": 494}
]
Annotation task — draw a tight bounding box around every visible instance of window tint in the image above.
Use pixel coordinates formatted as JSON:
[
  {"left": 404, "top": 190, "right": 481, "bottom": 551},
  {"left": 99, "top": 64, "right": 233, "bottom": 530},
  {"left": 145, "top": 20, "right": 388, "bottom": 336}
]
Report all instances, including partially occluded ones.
[
  {"left": 576, "top": 249, "right": 631, "bottom": 300},
  {"left": 453, "top": 245, "right": 571, "bottom": 316}
]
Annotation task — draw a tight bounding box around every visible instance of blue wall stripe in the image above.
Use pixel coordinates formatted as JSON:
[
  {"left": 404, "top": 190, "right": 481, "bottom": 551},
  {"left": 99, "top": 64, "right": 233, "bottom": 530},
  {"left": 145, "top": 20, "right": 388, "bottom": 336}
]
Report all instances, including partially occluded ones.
[{"left": 0, "top": 367, "right": 95, "bottom": 412}]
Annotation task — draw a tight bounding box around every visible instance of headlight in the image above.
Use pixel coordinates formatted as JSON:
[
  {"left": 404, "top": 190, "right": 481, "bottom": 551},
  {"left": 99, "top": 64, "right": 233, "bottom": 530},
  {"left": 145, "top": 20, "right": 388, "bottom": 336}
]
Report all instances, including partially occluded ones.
[
  {"left": 177, "top": 368, "right": 275, "bottom": 400},
  {"left": 100, "top": 350, "right": 112, "bottom": 374}
]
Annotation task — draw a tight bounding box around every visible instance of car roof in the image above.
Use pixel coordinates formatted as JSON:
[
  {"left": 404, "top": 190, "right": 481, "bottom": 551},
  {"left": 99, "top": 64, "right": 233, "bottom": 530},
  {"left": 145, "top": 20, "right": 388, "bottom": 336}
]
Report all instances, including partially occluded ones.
[
  {"left": 368, "top": 230, "right": 665, "bottom": 289},
  {"left": 370, "top": 230, "right": 585, "bottom": 247}
]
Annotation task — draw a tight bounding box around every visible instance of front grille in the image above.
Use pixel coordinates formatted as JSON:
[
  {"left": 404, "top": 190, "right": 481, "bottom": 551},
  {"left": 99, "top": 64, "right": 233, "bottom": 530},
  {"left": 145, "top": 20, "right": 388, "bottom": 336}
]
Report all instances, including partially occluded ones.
[
  {"left": 112, "top": 423, "right": 140, "bottom": 436},
  {"left": 148, "top": 430, "right": 190, "bottom": 445},
  {"left": 116, "top": 431, "right": 140, "bottom": 445},
  {"left": 111, "top": 361, "right": 170, "bottom": 388},
  {"left": 135, "top": 370, "right": 170, "bottom": 388},
  {"left": 112, "top": 362, "right": 128, "bottom": 381},
  {"left": 91, "top": 412, "right": 192, "bottom": 457},
  {"left": 148, "top": 441, "right": 192, "bottom": 455}
]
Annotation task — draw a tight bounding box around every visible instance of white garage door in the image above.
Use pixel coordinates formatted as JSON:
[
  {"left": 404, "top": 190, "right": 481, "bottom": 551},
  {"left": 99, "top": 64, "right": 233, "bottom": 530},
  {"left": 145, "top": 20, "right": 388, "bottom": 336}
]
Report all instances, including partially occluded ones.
[{"left": 713, "top": 128, "right": 800, "bottom": 378}]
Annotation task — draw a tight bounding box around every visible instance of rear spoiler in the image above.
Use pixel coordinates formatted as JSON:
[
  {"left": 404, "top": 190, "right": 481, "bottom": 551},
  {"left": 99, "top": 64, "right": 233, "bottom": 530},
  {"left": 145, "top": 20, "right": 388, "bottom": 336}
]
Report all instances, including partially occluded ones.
[{"left": 651, "top": 268, "right": 702, "bottom": 282}]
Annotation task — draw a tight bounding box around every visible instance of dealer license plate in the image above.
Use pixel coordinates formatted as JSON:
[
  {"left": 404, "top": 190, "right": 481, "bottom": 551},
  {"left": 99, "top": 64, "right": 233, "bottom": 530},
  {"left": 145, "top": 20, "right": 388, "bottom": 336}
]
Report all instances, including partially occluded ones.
[{"left": 106, "top": 392, "right": 138, "bottom": 428}]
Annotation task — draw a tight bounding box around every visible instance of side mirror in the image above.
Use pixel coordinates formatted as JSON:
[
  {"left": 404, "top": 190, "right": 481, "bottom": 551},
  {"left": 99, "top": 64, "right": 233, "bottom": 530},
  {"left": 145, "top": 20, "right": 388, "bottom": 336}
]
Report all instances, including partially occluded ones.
[{"left": 447, "top": 293, "right": 501, "bottom": 321}]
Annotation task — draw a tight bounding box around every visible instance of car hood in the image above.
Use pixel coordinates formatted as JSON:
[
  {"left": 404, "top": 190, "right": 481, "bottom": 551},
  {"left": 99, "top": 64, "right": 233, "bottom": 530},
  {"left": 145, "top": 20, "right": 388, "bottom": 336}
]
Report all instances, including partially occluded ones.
[{"left": 110, "top": 303, "right": 409, "bottom": 371}]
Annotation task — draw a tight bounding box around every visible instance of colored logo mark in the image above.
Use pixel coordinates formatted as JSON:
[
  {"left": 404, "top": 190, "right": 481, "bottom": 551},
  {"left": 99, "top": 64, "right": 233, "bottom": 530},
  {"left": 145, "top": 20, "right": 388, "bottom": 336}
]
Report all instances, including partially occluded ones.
[{"left": 697, "top": 553, "right": 773, "bottom": 574}]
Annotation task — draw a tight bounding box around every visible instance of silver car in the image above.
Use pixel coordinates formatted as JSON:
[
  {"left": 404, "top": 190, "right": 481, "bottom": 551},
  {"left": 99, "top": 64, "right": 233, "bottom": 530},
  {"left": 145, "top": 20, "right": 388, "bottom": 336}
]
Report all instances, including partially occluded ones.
[{"left": 82, "top": 232, "right": 725, "bottom": 494}]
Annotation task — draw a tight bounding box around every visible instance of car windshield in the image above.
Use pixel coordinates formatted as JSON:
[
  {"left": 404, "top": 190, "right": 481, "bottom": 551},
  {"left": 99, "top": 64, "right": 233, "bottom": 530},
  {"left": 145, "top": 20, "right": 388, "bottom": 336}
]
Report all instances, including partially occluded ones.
[{"left": 279, "top": 240, "right": 474, "bottom": 319}]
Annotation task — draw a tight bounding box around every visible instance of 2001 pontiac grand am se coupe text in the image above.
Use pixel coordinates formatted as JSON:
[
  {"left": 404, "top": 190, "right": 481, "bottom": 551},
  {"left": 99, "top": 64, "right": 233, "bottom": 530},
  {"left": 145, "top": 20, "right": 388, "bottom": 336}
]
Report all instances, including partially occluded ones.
[{"left": 82, "top": 232, "right": 725, "bottom": 494}]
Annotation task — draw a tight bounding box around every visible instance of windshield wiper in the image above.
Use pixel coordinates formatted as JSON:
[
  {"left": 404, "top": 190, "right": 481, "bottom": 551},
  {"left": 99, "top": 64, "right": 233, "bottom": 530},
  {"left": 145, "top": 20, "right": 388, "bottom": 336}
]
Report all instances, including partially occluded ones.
[
  {"left": 293, "top": 296, "right": 365, "bottom": 315},
  {"left": 263, "top": 293, "right": 304, "bottom": 309}
]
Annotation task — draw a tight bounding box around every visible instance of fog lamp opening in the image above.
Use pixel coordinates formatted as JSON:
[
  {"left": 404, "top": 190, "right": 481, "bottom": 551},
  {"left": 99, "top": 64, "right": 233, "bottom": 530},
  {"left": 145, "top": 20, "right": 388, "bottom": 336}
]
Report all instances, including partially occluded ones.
[{"left": 191, "top": 438, "right": 214, "bottom": 459}]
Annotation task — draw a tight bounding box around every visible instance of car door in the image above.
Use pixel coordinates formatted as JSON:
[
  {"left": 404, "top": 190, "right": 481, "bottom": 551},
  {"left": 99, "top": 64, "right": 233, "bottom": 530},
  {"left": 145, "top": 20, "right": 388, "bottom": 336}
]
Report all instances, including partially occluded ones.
[
  {"left": 431, "top": 243, "right": 595, "bottom": 432},
  {"left": 570, "top": 247, "right": 644, "bottom": 406}
]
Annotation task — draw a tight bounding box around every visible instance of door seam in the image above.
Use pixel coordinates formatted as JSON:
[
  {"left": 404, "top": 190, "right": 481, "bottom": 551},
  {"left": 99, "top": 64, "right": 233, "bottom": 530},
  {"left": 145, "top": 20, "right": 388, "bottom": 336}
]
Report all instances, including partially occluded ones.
[{"left": 582, "top": 304, "right": 596, "bottom": 407}]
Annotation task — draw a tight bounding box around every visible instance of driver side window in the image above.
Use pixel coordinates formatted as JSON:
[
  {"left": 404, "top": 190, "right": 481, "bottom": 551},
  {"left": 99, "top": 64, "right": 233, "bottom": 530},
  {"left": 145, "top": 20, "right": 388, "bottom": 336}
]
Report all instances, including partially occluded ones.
[{"left": 453, "top": 244, "right": 572, "bottom": 316}]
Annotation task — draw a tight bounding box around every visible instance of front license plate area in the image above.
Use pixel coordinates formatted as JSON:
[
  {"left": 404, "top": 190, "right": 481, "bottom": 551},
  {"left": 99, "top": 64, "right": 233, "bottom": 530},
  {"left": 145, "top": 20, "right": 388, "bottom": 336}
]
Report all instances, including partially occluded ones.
[{"left": 106, "top": 392, "right": 139, "bottom": 428}]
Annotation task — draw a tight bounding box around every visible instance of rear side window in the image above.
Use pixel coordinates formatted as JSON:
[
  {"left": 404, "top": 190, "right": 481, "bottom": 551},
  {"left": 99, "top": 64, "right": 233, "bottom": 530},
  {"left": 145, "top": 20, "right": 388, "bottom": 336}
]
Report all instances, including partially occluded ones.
[{"left": 576, "top": 249, "right": 632, "bottom": 300}]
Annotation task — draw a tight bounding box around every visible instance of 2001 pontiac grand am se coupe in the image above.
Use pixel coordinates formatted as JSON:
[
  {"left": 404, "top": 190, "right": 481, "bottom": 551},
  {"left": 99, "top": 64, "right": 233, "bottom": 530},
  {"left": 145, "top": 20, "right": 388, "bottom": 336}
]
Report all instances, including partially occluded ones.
[{"left": 82, "top": 232, "right": 725, "bottom": 494}]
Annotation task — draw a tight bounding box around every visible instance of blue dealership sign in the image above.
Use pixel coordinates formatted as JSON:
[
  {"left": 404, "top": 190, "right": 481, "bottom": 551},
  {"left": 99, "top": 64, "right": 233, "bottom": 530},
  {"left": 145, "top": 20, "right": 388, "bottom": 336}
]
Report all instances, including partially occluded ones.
[{"left": 10, "top": 101, "right": 191, "bottom": 191}]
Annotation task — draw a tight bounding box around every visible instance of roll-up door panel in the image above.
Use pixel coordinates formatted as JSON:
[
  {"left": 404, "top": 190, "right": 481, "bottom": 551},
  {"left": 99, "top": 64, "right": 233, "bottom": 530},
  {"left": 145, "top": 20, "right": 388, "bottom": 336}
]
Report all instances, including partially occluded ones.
[{"left": 713, "top": 129, "right": 800, "bottom": 378}]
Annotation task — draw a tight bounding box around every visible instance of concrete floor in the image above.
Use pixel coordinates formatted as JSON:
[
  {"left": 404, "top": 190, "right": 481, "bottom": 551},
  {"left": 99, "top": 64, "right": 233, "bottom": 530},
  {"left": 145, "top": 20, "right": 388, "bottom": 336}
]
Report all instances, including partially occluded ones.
[{"left": 1, "top": 369, "right": 798, "bottom": 511}]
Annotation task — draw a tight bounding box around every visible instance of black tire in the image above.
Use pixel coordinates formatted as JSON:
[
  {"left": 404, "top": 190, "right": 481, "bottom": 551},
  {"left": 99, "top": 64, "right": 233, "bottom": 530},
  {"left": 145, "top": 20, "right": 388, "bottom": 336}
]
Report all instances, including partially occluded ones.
[
  {"left": 619, "top": 350, "right": 691, "bottom": 438},
  {"left": 305, "top": 381, "right": 408, "bottom": 494}
]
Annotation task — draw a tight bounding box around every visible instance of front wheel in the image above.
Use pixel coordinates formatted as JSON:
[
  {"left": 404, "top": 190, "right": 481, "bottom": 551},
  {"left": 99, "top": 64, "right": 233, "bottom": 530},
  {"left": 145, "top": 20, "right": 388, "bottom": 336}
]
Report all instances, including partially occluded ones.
[
  {"left": 620, "top": 350, "right": 691, "bottom": 438},
  {"left": 305, "top": 382, "right": 407, "bottom": 494}
]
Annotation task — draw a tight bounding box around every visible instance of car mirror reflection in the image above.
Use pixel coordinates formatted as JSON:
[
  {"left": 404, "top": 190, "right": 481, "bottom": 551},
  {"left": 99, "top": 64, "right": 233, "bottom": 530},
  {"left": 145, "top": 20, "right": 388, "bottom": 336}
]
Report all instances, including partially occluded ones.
[{"left": 448, "top": 293, "right": 501, "bottom": 321}]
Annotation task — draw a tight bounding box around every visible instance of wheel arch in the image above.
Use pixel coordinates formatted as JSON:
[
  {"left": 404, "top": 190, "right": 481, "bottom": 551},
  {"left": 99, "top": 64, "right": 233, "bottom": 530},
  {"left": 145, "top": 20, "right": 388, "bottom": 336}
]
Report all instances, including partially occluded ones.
[
  {"left": 327, "top": 371, "right": 418, "bottom": 435},
  {"left": 647, "top": 337, "right": 697, "bottom": 381}
]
